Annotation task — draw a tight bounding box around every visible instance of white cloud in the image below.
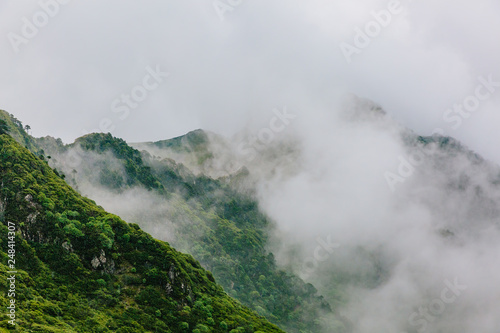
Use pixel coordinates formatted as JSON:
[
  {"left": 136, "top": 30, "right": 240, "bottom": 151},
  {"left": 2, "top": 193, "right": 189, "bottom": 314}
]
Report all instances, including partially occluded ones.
[{"left": 1, "top": 0, "right": 498, "bottom": 162}]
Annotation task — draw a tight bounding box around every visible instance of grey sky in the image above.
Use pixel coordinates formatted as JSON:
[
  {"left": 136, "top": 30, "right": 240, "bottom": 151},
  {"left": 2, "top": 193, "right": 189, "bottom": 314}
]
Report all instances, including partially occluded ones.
[{"left": 1, "top": 0, "right": 499, "bottom": 162}]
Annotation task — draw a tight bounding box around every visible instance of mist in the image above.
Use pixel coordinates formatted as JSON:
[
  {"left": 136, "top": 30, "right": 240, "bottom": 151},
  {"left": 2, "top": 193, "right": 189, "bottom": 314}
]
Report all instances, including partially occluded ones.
[
  {"left": 42, "top": 93, "right": 500, "bottom": 332},
  {"left": 2, "top": 0, "right": 500, "bottom": 166},
  {"left": 245, "top": 96, "right": 500, "bottom": 332},
  {"left": 121, "top": 94, "right": 499, "bottom": 331},
  {"left": 5, "top": 0, "right": 498, "bottom": 330}
]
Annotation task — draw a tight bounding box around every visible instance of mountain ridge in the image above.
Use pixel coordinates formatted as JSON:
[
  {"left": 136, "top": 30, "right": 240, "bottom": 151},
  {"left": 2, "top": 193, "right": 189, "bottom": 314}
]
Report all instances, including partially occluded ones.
[
  {"left": 2, "top": 104, "right": 499, "bottom": 332},
  {"left": 0, "top": 113, "right": 284, "bottom": 332}
]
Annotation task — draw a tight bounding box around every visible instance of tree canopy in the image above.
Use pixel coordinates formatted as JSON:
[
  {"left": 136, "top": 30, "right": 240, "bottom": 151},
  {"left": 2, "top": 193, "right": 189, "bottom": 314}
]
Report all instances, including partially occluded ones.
[{"left": 0, "top": 119, "right": 9, "bottom": 135}]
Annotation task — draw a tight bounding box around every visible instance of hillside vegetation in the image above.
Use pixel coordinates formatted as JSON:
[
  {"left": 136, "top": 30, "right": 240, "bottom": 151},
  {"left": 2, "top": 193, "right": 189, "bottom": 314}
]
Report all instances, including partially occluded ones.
[
  {"left": 39, "top": 131, "right": 341, "bottom": 332},
  {"left": 0, "top": 132, "right": 283, "bottom": 332}
]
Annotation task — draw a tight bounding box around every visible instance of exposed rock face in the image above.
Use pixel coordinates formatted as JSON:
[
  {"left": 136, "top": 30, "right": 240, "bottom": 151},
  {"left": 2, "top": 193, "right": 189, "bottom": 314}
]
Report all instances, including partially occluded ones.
[{"left": 91, "top": 249, "right": 115, "bottom": 274}]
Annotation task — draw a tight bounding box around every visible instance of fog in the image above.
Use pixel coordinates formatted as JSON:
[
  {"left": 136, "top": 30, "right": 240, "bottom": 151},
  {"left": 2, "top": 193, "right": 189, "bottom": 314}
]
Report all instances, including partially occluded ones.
[
  {"left": 2, "top": 0, "right": 500, "bottom": 164},
  {"left": 4, "top": 0, "right": 500, "bottom": 331},
  {"left": 247, "top": 97, "right": 500, "bottom": 332},
  {"left": 42, "top": 94, "right": 500, "bottom": 332},
  {"left": 48, "top": 146, "right": 190, "bottom": 247}
]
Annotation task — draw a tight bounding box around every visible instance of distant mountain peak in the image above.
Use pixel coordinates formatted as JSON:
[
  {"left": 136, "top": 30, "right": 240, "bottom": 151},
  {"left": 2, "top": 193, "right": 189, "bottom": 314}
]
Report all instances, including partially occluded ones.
[{"left": 341, "top": 94, "right": 387, "bottom": 121}]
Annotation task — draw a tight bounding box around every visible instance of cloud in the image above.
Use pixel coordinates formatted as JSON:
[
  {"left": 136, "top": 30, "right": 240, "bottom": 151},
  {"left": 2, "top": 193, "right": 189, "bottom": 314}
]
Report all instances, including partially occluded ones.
[
  {"left": 1, "top": 0, "right": 499, "bottom": 163},
  {"left": 247, "top": 96, "right": 500, "bottom": 332}
]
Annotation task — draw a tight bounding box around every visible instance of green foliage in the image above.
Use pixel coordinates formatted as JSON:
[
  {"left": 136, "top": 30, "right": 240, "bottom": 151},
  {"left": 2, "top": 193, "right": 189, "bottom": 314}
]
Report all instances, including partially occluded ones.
[
  {"left": 31, "top": 129, "right": 336, "bottom": 332},
  {"left": 0, "top": 110, "right": 42, "bottom": 154},
  {"left": 74, "top": 133, "right": 165, "bottom": 192},
  {"left": 143, "top": 173, "right": 333, "bottom": 332},
  {"left": 0, "top": 120, "right": 9, "bottom": 135},
  {"left": 4, "top": 112, "right": 339, "bottom": 332},
  {"left": 0, "top": 135, "right": 284, "bottom": 332}
]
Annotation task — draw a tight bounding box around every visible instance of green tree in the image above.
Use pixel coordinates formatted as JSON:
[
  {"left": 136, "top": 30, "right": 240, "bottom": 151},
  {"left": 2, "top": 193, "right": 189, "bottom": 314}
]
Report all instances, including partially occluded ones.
[{"left": 0, "top": 119, "right": 9, "bottom": 135}]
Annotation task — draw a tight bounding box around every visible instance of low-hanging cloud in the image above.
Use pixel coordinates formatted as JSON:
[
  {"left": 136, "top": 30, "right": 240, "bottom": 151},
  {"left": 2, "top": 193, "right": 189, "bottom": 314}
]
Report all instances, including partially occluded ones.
[
  {"left": 245, "top": 96, "right": 500, "bottom": 332},
  {"left": 40, "top": 93, "right": 500, "bottom": 332},
  {"left": 1, "top": 0, "right": 500, "bottom": 165}
]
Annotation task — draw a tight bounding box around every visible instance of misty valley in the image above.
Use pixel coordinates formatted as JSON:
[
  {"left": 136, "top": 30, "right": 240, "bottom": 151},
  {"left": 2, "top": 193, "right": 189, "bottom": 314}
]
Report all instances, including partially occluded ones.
[
  {"left": 3, "top": 0, "right": 500, "bottom": 331},
  {"left": 1, "top": 95, "right": 500, "bottom": 332}
]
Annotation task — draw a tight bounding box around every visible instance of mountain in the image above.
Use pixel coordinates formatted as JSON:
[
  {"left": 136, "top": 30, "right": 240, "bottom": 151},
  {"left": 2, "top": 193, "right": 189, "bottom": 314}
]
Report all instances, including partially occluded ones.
[
  {"left": 5, "top": 98, "right": 498, "bottom": 333},
  {"left": 31, "top": 130, "right": 342, "bottom": 332},
  {"left": 129, "top": 101, "right": 500, "bottom": 333},
  {"left": 0, "top": 112, "right": 41, "bottom": 155},
  {"left": 131, "top": 129, "right": 238, "bottom": 179},
  {"left": 0, "top": 114, "right": 283, "bottom": 332}
]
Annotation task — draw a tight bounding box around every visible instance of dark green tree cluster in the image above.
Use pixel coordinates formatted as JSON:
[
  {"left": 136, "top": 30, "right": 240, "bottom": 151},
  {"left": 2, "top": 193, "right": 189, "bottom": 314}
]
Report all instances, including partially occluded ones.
[
  {"left": 74, "top": 133, "right": 165, "bottom": 192},
  {"left": 0, "top": 120, "right": 8, "bottom": 135}
]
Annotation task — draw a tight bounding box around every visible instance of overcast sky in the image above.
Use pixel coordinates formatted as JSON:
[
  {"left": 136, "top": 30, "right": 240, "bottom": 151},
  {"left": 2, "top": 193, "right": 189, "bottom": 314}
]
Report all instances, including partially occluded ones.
[{"left": 1, "top": 0, "right": 500, "bottom": 162}]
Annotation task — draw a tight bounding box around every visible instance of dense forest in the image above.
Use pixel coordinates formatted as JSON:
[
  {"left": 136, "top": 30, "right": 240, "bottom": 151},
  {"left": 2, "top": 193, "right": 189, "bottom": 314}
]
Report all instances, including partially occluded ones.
[
  {"left": 0, "top": 111, "right": 348, "bottom": 332},
  {"left": 0, "top": 112, "right": 285, "bottom": 332}
]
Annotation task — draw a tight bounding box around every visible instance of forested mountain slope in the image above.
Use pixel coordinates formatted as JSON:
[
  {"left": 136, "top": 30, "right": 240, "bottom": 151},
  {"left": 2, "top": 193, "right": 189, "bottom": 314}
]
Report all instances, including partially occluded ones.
[
  {"left": 0, "top": 131, "right": 283, "bottom": 332},
  {"left": 35, "top": 131, "right": 341, "bottom": 333}
]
